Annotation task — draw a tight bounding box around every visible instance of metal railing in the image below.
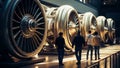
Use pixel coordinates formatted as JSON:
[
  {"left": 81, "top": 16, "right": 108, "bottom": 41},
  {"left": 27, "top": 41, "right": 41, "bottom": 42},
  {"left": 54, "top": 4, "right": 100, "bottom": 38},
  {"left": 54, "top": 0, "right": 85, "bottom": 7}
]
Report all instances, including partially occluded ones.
[{"left": 86, "top": 51, "right": 120, "bottom": 68}]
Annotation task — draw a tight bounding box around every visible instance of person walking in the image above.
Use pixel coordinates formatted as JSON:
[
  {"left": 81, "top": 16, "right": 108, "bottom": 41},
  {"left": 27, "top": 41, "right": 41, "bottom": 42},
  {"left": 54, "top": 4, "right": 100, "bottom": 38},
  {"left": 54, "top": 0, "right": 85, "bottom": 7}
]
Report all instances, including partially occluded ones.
[
  {"left": 86, "top": 30, "right": 93, "bottom": 60},
  {"left": 55, "top": 32, "right": 65, "bottom": 66},
  {"left": 92, "top": 31, "right": 101, "bottom": 60},
  {"left": 72, "top": 30, "right": 85, "bottom": 65}
]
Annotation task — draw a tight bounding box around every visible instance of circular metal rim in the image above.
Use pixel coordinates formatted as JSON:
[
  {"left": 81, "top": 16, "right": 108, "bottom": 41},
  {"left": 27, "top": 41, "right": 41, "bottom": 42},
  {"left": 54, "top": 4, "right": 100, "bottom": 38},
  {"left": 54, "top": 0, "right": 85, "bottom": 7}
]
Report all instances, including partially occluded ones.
[
  {"left": 81, "top": 12, "right": 97, "bottom": 40},
  {"left": 107, "top": 18, "right": 115, "bottom": 41},
  {"left": 55, "top": 5, "right": 80, "bottom": 50},
  {"left": 5, "top": 0, "right": 47, "bottom": 58},
  {"left": 65, "top": 6, "right": 80, "bottom": 50},
  {"left": 96, "top": 16, "right": 108, "bottom": 42},
  {"left": 46, "top": 7, "right": 57, "bottom": 18}
]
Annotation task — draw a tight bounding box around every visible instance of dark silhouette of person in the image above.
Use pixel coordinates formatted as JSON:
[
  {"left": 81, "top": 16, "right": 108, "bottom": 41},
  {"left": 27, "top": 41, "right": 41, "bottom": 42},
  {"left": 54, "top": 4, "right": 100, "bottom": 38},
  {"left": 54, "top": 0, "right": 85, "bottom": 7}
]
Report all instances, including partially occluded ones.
[
  {"left": 72, "top": 30, "right": 85, "bottom": 65},
  {"left": 92, "top": 31, "right": 101, "bottom": 60},
  {"left": 86, "top": 30, "right": 93, "bottom": 60},
  {"left": 55, "top": 32, "right": 65, "bottom": 66}
]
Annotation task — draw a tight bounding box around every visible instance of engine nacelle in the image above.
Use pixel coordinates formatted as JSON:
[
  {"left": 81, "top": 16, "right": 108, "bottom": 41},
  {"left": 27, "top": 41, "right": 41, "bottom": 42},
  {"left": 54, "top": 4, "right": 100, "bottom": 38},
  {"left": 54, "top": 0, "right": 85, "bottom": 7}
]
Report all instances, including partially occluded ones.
[
  {"left": 78, "top": 12, "right": 97, "bottom": 40},
  {"left": 107, "top": 18, "right": 116, "bottom": 43},
  {"left": 44, "top": 5, "right": 80, "bottom": 50},
  {"left": 96, "top": 16, "right": 108, "bottom": 42}
]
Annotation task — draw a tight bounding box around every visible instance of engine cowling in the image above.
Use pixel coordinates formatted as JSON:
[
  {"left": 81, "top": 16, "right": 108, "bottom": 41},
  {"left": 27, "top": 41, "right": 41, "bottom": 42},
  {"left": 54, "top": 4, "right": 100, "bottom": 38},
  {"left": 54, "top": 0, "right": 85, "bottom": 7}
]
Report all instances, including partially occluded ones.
[
  {"left": 107, "top": 18, "right": 116, "bottom": 43},
  {"left": 79, "top": 12, "right": 97, "bottom": 40},
  {"left": 96, "top": 16, "right": 108, "bottom": 42},
  {"left": 44, "top": 5, "right": 80, "bottom": 50}
]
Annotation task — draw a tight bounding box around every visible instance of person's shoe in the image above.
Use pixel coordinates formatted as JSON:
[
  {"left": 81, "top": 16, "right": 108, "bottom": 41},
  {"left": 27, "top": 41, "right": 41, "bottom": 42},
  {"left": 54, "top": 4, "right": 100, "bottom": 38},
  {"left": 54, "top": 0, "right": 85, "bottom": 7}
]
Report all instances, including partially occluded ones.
[
  {"left": 59, "top": 63, "right": 64, "bottom": 66},
  {"left": 76, "top": 62, "right": 80, "bottom": 65}
]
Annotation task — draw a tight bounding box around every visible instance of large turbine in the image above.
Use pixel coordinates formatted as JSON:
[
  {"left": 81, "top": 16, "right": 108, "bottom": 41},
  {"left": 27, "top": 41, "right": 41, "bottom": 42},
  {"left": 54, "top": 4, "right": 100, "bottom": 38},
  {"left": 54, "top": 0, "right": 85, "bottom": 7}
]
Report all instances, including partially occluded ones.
[
  {"left": 97, "top": 16, "right": 108, "bottom": 43},
  {"left": 107, "top": 18, "right": 116, "bottom": 44},
  {"left": 0, "top": 0, "right": 47, "bottom": 59},
  {"left": 43, "top": 5, "right": 80, "bottom": 50},
  {"left": 78, "top": 12, "right": 97, "bottom": 40}
]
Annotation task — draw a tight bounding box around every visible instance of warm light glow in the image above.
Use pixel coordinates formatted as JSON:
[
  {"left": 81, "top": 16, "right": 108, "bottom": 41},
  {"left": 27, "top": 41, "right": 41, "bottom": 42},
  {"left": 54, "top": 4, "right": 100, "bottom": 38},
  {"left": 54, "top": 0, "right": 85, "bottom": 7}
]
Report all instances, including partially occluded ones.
[
  {"left": 35, "top": 66, "right": 39, "bottom": 68},
  {"left": 35, "top": 55, "right": 76, "bottom": 65},
  {"left": 45, "top": 56, "right": 49, "bottom": 62},
  {"left": 45, "top": 42, "right": 49, "bottom": 46},
  {"left": 34, "top": 54, "right": 39, "bottom": 58}
]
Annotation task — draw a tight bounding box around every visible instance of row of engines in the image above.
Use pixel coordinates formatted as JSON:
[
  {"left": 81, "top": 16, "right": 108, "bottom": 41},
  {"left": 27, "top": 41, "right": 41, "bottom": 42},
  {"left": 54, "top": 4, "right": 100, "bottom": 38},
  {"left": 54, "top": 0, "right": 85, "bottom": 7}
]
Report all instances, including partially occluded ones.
[
  {"left": 44, "top": 5, "right": 115, "bottom": 50},
  {"left": 0, "top": 0, "right": 115, "bottom": 59}
]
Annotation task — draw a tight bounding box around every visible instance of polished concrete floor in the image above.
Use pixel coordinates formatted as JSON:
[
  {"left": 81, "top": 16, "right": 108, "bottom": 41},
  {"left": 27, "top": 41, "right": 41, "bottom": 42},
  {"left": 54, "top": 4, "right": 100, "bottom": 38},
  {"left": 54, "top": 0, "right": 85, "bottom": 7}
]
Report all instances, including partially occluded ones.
[{"left": 21, "top": 44, "right": 120, "bottom": 68}]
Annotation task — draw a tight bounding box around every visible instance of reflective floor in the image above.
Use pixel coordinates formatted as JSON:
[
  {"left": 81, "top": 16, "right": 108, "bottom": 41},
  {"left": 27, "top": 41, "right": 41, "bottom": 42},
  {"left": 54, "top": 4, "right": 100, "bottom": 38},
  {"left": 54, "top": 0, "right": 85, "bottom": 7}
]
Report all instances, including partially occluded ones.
[{"left": 21, "top": 45, "right": 120, "bottom": 68}]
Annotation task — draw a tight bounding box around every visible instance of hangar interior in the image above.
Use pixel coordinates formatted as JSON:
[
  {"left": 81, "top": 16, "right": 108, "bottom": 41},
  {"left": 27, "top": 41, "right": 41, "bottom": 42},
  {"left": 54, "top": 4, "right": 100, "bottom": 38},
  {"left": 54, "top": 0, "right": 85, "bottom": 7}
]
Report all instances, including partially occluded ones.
[{"left": 0, "top": 0, "right": 120, "bottom": 68}]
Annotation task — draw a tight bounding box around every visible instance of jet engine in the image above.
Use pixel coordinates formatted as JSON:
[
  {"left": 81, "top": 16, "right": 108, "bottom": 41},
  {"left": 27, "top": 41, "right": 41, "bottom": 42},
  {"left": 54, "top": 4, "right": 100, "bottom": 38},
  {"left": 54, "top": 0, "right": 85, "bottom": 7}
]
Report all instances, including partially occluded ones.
[
  {"left": 0, "top": 0, "right": 47, "bottom": 59},
  {"left": 43, "top": 5, "right": 80, "bottom": 50},
  {"left": 78, "top": 12, "right": 97, "bottom": 40},
  {"left": 107, "top": 18, "right": 116, "bottom": 44},
  {"left": 96, "top": 16, "right": 108, "bottom": 42}
]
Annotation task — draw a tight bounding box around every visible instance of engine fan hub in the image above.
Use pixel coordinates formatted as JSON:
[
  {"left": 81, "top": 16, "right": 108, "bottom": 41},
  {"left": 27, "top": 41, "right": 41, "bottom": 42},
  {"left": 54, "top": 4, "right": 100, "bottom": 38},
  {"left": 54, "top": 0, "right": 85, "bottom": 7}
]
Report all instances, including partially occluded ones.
[{"left": 20, "top": 15, "right": 37, "bottom": 38}]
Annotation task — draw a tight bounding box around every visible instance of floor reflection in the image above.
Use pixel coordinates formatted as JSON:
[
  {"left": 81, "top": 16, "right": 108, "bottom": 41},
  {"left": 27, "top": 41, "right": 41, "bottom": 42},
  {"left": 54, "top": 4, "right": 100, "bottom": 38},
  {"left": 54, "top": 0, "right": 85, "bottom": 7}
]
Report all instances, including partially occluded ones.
[{"left": 21, "top": 45, "right": 120, "bottom": 68}]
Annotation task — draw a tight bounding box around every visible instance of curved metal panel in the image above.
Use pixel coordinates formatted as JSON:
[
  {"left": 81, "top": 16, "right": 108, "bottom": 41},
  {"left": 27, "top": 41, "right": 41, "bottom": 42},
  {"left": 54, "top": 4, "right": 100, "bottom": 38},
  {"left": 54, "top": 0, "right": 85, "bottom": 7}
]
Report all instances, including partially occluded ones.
[
  {"left": 79, "top": 12, "right": 97, "bottom": 40},
  {"left": 107, "top": 18, "right": 115, "bottom": 43},
  {"left": 45, "top": 5, "right": 80, "bottom": 50},
  {"left": 97, "top": 16, "right": 108, "bottom": 42}
]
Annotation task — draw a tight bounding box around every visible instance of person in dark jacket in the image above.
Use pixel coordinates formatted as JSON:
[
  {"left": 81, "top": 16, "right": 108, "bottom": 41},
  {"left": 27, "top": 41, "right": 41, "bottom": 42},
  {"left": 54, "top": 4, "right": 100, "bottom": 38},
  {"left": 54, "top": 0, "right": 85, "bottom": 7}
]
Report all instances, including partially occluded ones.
[
  {"left": 55, "top": 32, "right": 65, "bottom": 66},
  {"left": 72, "top": 30, "right": 85, "bottom": 65}
]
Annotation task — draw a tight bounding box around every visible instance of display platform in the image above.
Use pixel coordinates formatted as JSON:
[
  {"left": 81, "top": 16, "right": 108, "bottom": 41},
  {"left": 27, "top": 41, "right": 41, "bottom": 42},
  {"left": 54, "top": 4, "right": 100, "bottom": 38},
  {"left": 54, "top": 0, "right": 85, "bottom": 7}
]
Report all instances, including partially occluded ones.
[
  {"left": 40, "top": 48, "right": 74, "bottom": 56},
  {"left": 39, "top": 44, "right": 75, "bottom": 56},
  {"left": 0, "top": 56, "right": 45, "bottom": 68}
]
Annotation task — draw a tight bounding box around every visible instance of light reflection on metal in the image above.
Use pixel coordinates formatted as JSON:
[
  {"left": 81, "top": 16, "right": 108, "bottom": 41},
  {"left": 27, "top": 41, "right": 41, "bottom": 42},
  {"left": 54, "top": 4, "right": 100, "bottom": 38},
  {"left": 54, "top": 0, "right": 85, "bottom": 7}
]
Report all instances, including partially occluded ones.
[
  {"left": 45, "top": 56, "right": 49, "bottom": 62},
  {"left": 0, "top": 0, "right": 48, "bottom": 58},
  {"left": 42, "top": 4, "right": 116, "bottom": 51},
  {"left": 97, "top": 16, "right": 108, "bottom": 42},
  {"left": 78, "top": 12, "right": 97, "bottom": 40},
  {"left": 107, "top": 18, "right": 116, "bottom": 42},
  {"left": 35, "top": 66, "right": 39, "bottom": 68},
  {"left": 43, "top": 5, "right": 80, "bottom": 50},
  {"left": 34, "top": 54, "right": 39, "bottom": 59}
]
